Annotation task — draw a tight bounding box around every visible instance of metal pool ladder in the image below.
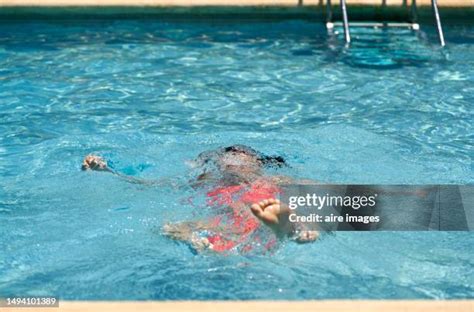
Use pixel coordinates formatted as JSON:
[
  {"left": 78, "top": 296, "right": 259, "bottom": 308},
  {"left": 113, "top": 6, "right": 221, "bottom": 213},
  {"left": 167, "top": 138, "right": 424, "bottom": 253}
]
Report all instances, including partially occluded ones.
[{"left": 326, "top": 0, "right": 446, "bottom": 46}]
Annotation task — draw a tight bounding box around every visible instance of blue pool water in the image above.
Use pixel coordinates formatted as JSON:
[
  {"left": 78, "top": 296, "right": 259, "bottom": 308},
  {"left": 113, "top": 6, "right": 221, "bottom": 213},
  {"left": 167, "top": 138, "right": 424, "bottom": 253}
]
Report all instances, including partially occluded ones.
[{"left": 0, "top": 19, "right": 473, "bottom": 300}]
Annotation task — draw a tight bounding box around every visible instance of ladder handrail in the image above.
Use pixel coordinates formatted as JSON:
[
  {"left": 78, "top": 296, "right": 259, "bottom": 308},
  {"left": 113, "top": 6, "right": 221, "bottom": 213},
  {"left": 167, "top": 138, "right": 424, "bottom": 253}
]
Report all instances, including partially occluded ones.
[
  {"left": 432, "top": 0, "right": 446, "bottom": 46},
  {"left": 340, "top": 0, "right": 351, "bottom": 44}
]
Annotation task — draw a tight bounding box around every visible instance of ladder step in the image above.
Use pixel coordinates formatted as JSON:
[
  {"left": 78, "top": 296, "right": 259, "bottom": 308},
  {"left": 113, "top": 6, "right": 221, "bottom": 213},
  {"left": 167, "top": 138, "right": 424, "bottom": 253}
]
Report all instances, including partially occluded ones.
[{"left": 327, "top": 22, "right": 420, "bottom": 30}]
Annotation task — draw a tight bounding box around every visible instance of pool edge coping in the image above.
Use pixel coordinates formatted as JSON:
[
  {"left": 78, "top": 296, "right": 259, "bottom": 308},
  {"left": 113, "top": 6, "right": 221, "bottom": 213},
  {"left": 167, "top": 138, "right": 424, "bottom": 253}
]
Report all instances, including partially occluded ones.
[
  {"left": 2, "top": 300, "right": 474, "bottom": 312},
  {"left": 0, "top": 0, "right": 473, "bottom": 7}
]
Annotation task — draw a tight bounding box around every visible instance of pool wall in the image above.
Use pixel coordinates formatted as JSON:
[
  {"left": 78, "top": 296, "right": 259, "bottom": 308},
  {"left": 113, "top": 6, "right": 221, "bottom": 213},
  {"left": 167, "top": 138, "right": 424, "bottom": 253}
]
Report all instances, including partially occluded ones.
[
  {"left": 0, "top": 0, "right": 472, "bottom": 23},
  {"left": 0, "top": 5, "right": 472, "bottom": 23}
]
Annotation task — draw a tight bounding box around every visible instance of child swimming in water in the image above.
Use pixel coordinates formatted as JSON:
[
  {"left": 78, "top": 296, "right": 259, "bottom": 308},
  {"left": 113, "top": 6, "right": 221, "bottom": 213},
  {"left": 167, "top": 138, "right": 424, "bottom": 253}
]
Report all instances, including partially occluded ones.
[{"left": 82, "top": 145, "right": 319, "bottom": 253}]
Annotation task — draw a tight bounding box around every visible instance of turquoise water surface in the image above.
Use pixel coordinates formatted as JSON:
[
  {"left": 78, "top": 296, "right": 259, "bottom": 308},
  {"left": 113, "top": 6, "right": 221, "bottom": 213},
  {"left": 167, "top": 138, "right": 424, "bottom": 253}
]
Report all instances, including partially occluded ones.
[{"left": 0, "top": 19, "right": 473, "bottom": 300}]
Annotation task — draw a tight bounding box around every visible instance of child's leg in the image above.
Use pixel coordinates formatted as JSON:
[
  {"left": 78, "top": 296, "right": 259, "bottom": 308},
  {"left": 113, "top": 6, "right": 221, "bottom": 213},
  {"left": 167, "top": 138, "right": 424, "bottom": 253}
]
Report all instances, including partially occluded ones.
[
  {"left": 162, "top": 221, "right": 209, "bottom": 240},
  {"left": 162, "top": 221, "right": 214, "bottom": 252}
]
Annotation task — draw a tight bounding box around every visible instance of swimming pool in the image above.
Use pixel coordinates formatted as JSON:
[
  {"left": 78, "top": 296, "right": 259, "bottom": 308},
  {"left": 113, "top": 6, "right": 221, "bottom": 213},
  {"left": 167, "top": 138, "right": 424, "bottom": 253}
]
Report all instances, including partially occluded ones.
[{"left": 0, "top": 18, "right": 473, "bottom": 300}]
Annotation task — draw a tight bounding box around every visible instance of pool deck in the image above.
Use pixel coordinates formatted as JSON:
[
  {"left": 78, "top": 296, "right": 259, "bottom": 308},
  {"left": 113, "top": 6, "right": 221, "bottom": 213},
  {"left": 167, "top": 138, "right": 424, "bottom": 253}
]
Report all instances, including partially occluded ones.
[
  {"left": 0, "top": 0, "right": 472, "bottom": 7},
  {"left": 2, "top": 300, "right": 474, "bottom": 312}
]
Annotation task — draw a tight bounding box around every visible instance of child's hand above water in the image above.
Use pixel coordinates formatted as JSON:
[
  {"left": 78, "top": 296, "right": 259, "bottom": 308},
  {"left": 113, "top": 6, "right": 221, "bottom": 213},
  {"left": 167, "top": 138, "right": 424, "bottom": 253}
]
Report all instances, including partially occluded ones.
[{"left": 81, "top": 155, "right": 109, "bottom": 171}]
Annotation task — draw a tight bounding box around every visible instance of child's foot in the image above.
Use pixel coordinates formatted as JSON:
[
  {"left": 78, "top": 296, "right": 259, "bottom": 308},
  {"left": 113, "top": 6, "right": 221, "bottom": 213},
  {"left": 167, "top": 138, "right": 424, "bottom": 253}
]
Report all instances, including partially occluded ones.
[
  {"left": 82, "top": 155, "right": 109, "bottom": 171},
  {"left": 250, "top": 198, "right": 284, "bottom": 227},
  {"left": 251, "top": 198, "right": 319, "bottom": 242}
]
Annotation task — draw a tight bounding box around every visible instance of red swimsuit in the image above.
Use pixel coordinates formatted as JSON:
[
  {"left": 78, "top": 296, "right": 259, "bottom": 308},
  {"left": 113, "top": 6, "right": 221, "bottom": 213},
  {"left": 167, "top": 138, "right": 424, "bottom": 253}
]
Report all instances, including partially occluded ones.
[{"left": 205, "top": 180, "right": 281, "bottom": 252}]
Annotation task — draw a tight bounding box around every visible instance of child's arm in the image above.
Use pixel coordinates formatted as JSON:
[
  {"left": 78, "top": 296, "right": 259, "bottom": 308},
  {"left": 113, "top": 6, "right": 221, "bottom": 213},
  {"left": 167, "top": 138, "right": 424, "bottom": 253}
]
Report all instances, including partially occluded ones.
[{"left": 81, "top": 155, "right": 183, "bottom": 188}]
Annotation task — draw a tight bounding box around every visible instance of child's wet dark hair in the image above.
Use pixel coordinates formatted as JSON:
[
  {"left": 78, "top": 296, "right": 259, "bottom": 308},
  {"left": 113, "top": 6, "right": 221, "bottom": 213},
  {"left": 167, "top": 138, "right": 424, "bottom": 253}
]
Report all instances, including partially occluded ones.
[{"left": 195, "top": 144, "right": 288, "bottom": 169}]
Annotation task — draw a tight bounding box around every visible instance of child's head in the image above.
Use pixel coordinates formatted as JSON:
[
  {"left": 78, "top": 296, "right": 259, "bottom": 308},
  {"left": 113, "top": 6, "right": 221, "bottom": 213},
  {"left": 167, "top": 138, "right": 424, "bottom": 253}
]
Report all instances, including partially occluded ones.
[{"left": 194, "top": 145, "right": 287, "bottom": 179}]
